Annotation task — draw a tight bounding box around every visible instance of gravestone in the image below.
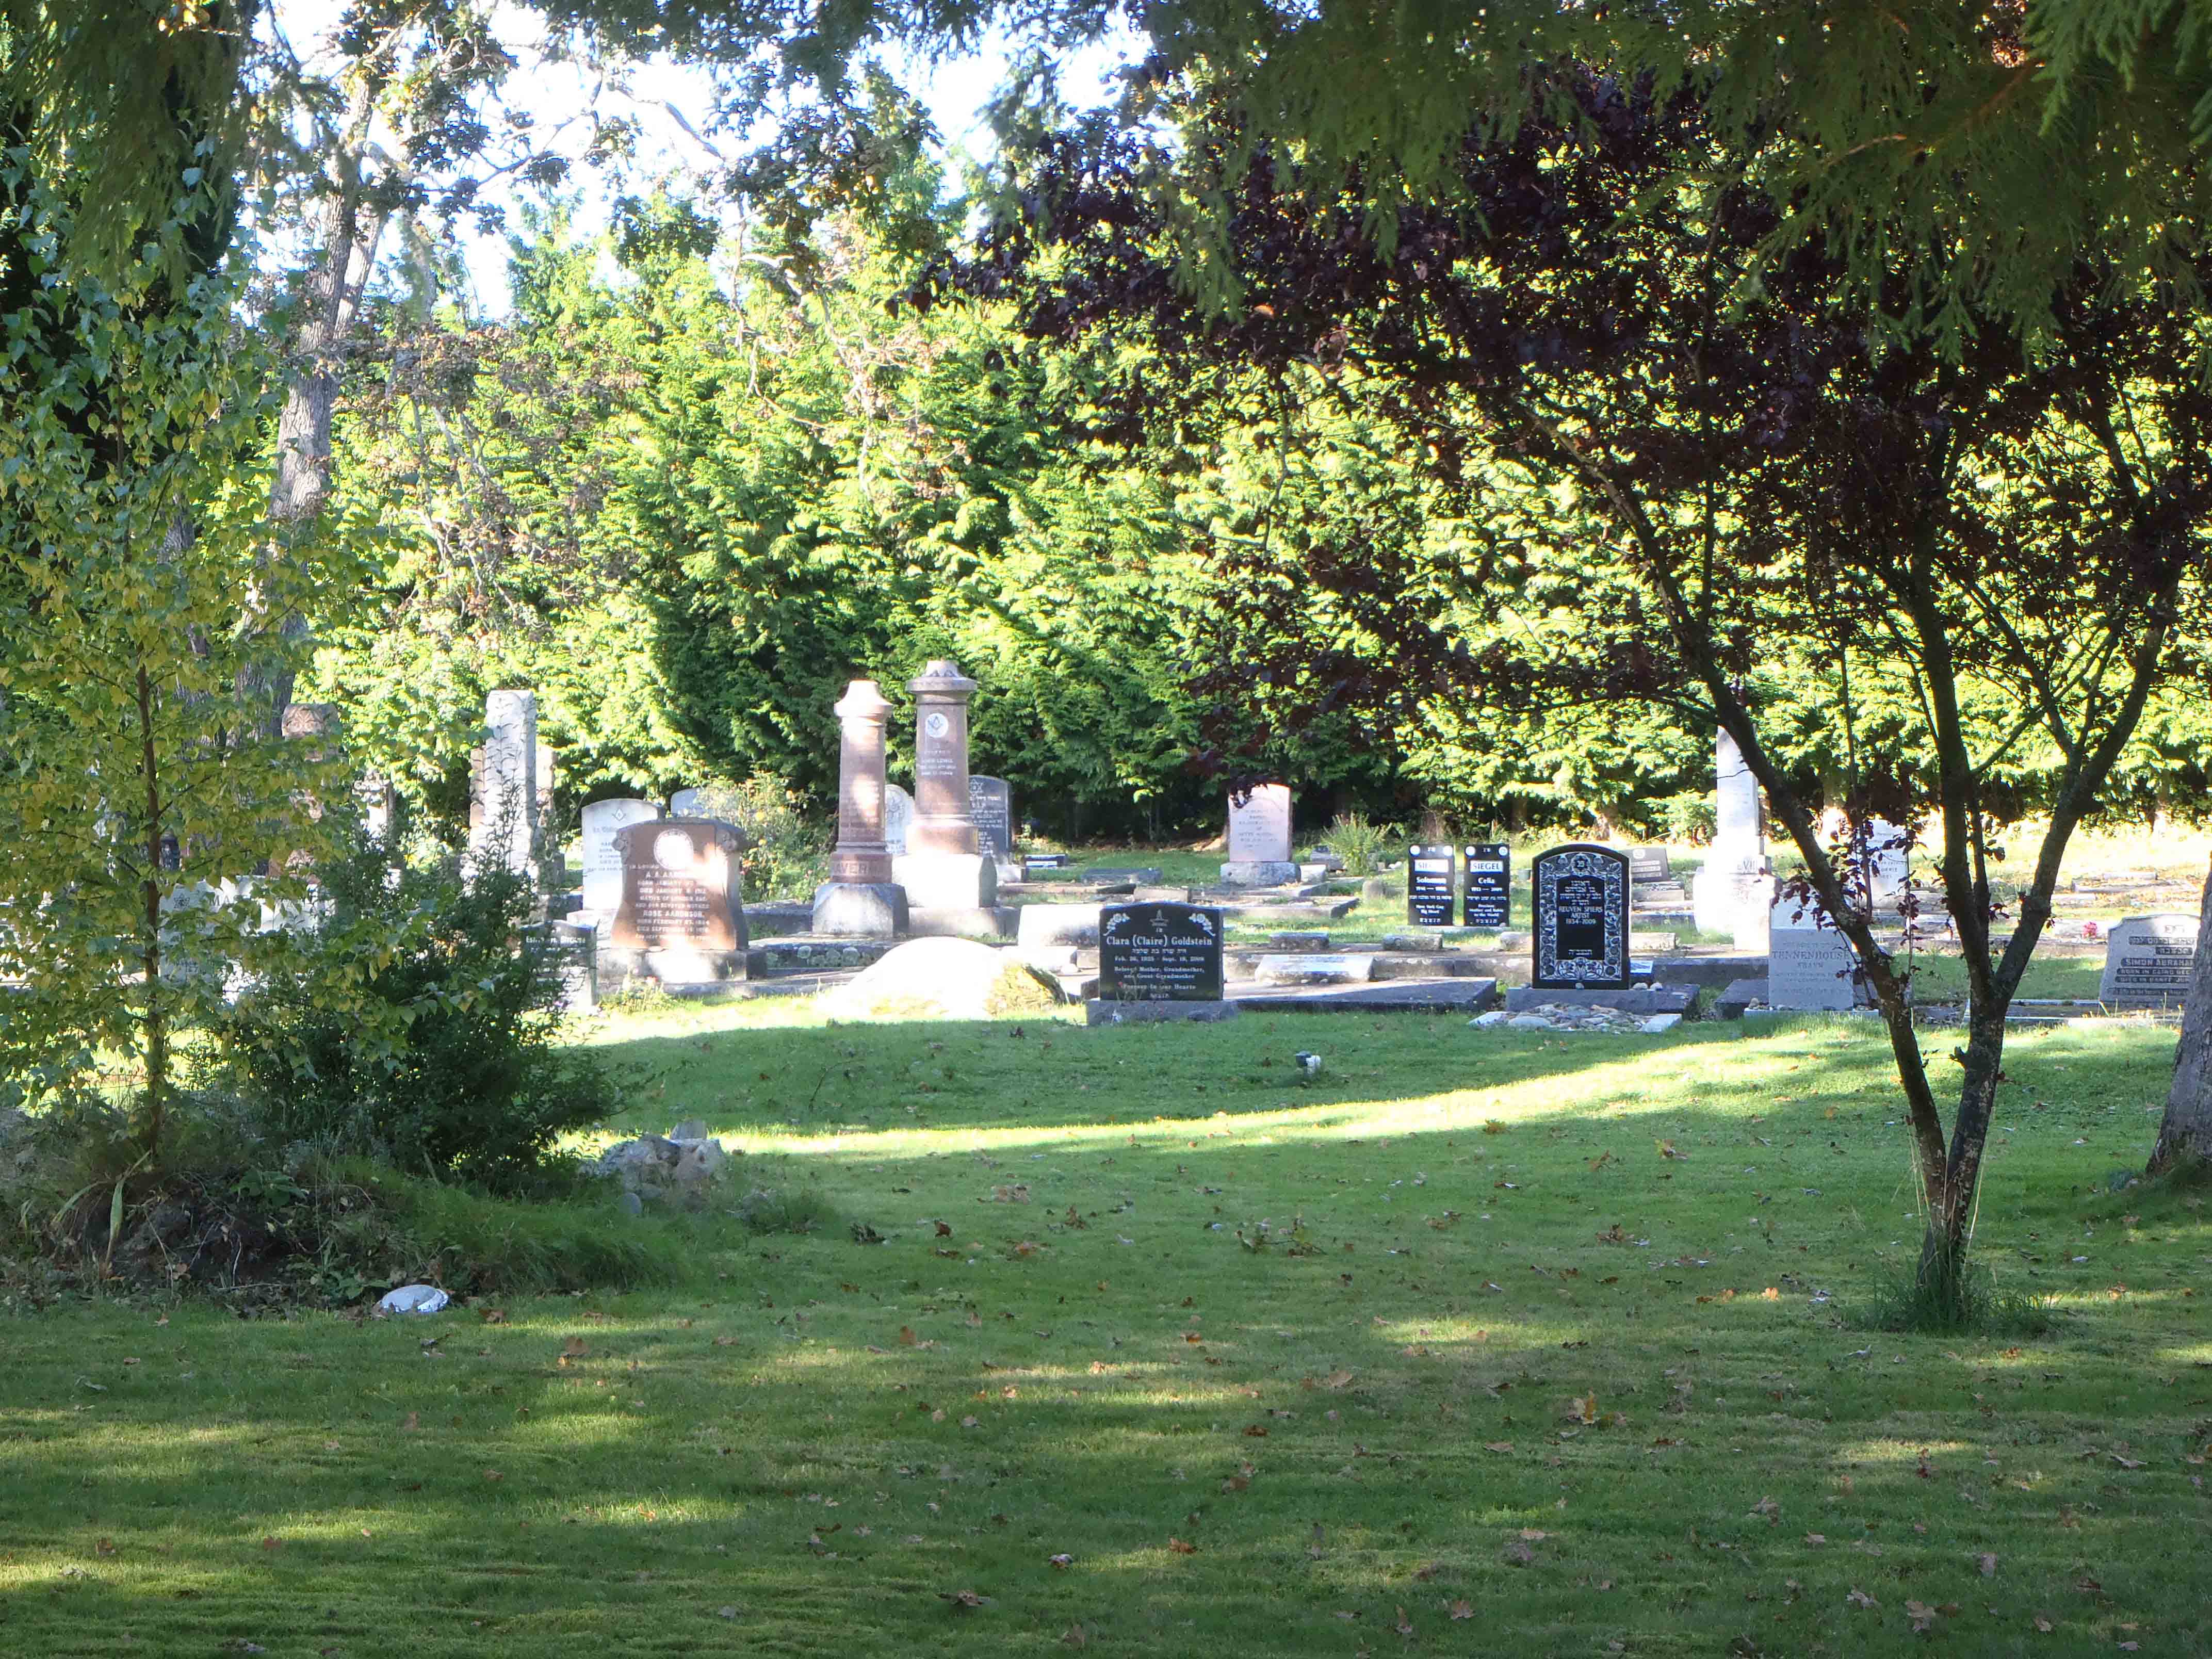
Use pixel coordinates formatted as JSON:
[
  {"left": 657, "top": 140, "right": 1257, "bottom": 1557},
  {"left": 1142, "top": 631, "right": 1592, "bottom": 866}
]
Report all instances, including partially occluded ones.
[
  {"left": 1221, "top": 784, "right": 1297, "bottom": 887},
  {"left": 815, "top": 679, "right": 908, "bottom": 937},
  {"left": 1767, "top": 891, "right": 1867, "bottom": 1011},
  {"left": 580, "top": 799, "right": 659, "bottom": 917},
  {"left": 969, "top": 775, "right": 1014, "bottom": 862},
  {"left": 1865, "top": 818, "right": 1910, "bottom": 908},
  {"left": 468, "top": 689, "right": 539, "bottom": 887},
  {"left": 1531, "top": 843, "right": 1631, "bottom": 990},
  {"left": 1628, "top": 847, "right": 1671, "bottom": 884},
  {"left": 1089, "top": 902, "right": 1235, "bottom": 1023},
  {"left": 669, "top": 784, "right": 750, "bottom": 830},
  {"left": 2101, "top": 914, "right": 2199, "bottom": 1005},
  {"left": 1694, "top": 727, "right": 1771, "bottom": 935},
  {"left": 893, "top": 660, "right": 996, "bottom": 912},
  {"left": 1406, "top": 844, "right": 1457, "bottom": 926},
  {"left": 604, "top": 818, "right": 750, "bottom": 988},
  {"left": 1462, "top": 842, "right": 1511, "bottom": 929},
  {"left": 884, "top": 784, "right": 915, "bottom": 857}
]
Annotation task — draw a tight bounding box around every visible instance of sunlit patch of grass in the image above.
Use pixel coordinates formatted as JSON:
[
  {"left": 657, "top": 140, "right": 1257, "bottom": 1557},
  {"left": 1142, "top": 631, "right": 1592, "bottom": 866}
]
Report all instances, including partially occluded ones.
[{"left": 2, "top": 1007, "right": 2204, "bottom": 1653}]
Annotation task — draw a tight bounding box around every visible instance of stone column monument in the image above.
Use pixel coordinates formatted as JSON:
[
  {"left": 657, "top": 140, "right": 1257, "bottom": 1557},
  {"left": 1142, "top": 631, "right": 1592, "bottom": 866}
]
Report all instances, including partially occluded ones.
[
  {"left": 891, "top": 659, "right": 999, "bottom": 922},
  {"left": 1692, "top": 725, "right": 1772, "bottom": 945},
  {"left": 813, "top": 679, "right": 910, "bottom": 937},
  {"left": 468, "top": 689, "right": 540, "bottom": 889}
]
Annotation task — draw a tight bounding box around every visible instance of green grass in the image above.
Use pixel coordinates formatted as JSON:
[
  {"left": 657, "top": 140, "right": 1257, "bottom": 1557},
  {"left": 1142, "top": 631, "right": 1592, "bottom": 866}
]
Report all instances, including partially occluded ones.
[{"left": 5, "top": 1001, "right": 2209, "bottom": 1655}]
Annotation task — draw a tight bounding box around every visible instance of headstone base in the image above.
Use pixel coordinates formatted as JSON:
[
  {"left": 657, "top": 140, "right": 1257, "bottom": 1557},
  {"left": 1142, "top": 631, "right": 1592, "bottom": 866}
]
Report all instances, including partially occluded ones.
[
  {"left": 1086, "top": 998, "right": 1241, "bottom": 1026},
  {"left": 1253, "top": 953, "right": 1375, "bottom": 986},
  {"left": 1504, "top": 985, "right": 1694, "bottom": 1016},
  {"left": 811, "top": 881, "right": 909, "bottom": 938},
  {"left": 893, "top": 851, "right": 998, "bottom": 909},
  {"left": 1219, "top": 860, "right": 1301, "bottom": 888},
  {"left": 601, "top": 945, "right": 749, "bottom": 993},
  {"left": 907, "top": 904, "right": 1017, "bottom": 940},
  {"left": 1694, "top": 862, "right": 1771, "bottom": 935}
]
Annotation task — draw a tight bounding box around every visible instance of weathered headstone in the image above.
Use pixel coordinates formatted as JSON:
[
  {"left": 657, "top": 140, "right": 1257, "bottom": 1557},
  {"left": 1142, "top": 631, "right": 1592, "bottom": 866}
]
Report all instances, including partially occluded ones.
[
  {"left": 1462, "top": 841, "right": 1511, "bottom": 929},
  {"left": 1531, "top": 843, "right": 1631, "bottom": 990},
  {"left": 1221, "top": 784, "right": 1297, "bottom": 887},
  {"left": 468, "top": 689, "right": 539, "bottom": 886},
  {"left": 580, "top": 799, "right": 659, "bottom": 917},
  {"left": 1628, "top": 847, "right": 1671, "bottom": 884},
  {"left": 669, "top": 784, "right": 750, "bottom": 831},
  {"left": 604, "top": 818, "right": 750, "bottom": 988},
  {"left": 1694, "top": 727, "right": 1771, "bottom": 936},
  {"left": 2101, "top": 914, "right": 2199, "bottom": 1006},
  {"left": 815, "top": 679, "right": 909, "bottom": 937},
  {"left": 1767, "top": 891, "right": 1867, "bottom": 1011},
  {"left": 1407, "top": 844, "right": 1457, "bottom": 926},
  {"left": 1090, "top": 902, "right": 1235, "bottom": 1023},
  {"left": 969, "top": 775, "right": 1014, "bottom": 861},
  {"left": 893, "top": 660, "right": 996, "bottom": 912},
  {"left": 884, "top": 784, "right": 915, "bottom": 857},
  {"left": 1864, "top": 818, "right": 1910, "bottom": 908}
]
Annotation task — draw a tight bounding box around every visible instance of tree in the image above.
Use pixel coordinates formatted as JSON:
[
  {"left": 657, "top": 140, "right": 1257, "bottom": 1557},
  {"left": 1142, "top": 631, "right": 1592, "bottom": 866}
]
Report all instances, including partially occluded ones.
[
  {"left": 2150, "top": 858, "right": 2212, "bottom": 1174},
  {"left": 0, "top": 162, "right": 369, "bottom": 1157},
  {"left": 958, "top": 69, "right": 2212, "bottom": 1316}
]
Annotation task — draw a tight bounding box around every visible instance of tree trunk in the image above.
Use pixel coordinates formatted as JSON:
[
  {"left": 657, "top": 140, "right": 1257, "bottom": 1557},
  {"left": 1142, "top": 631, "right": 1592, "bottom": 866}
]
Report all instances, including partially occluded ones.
[
  {"left": 135, "top": 663, "right": 169, "bottom": 1160},
  {"left": 2150, "top": 855, "right": 2212, "bottom": 1174}
]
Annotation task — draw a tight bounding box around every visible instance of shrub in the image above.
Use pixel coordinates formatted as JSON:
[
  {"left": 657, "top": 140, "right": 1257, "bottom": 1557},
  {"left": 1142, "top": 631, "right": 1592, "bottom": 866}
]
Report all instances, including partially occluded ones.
[
  {"left": 222, "top": 818, "right": 612, "bottom": 1192},
  {"left": 1658, "top": 792, "right": 1718, "bottom": 845},
  {"left": 1318, "top": 811, "right": 1398, "bottom": 876}
]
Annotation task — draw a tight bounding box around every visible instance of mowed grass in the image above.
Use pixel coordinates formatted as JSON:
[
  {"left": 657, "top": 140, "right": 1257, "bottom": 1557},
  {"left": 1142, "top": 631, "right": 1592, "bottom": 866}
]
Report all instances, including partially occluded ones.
[{"left": 5, "top": 1004, "right": 2210, "bottom": 1656}]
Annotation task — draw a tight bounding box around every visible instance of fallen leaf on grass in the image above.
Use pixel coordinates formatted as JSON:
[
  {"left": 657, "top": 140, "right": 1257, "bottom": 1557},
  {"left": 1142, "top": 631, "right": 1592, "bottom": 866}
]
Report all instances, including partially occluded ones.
[
  {"left": 1804, "top": 1534, "right": 1827, "bottom": 1546},
  {"left": 940, "top": 1589, "right": 991, "bottom": 1609},
  {"left": 2034, "top": 1615, "right": 2054, "bottom": 1632},
  {"left": 94, "top": 1538, "right": 115, "bottom": 1557},
  {"left": 2110, "top": 1452, "right": 2145, "bottom": 1469},
  {"left": 1450, "top": 1601, "right": 1474, "bottom": 1620},
  {"left": 1501, "top": 1538, "right": 1533, "bottom": 1566},
  {"left": 1168, "top": 1537, "right": 1198, "bottom": 1555},
  {"left": 898, "top": 1327, "right": 918, "bottom": 1346},
  {"left": 1906, "top": 1599, "right": 1939, "bottom": 1632},
  {"left": 1846, "top": 1588, "right": 1878, "bottom": 1608}
]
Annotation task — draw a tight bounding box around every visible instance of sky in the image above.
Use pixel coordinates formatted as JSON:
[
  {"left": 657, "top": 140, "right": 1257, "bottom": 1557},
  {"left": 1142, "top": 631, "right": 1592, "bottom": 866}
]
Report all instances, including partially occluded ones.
[{"left": 267, "top": 1, "right": 1136, "bottom": 316}]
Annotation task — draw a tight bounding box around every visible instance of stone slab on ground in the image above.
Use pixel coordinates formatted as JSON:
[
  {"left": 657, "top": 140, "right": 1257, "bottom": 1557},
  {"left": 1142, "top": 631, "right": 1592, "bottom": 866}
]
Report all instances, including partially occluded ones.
[
  {"left": 1208, "top": 897, "right": 1359, "bottom": 921},
  {"left": 1716, "top": 977, "right": 1768, "bottom": 1020},
  {"left": 745, "top": 901, "right": 814, "bottom": 939},
  {"left": 1086, "top": 998, "right": 1240, "bottom": 1026},
  {"left": 1229, "top": 977, "right": 1500, "bottom": 1014},
  {"left": 1503, "top": 984, "right": 1695, "bottom": 1015},
  {"left": 1639, "top": 952, "right": 1768, "bottom": 990},
  {"left": 1253, "top": 952, "right": 1376, "bottom": 986},
  {"left": 1085, "top": 866, "right": 1163, "bottom": 885},
  {"left": 1218, "top": 860, "right": 1303, "bottom": 888},
  {"left": 906, "top": 904, "right": 1018, "bottom": 940}
]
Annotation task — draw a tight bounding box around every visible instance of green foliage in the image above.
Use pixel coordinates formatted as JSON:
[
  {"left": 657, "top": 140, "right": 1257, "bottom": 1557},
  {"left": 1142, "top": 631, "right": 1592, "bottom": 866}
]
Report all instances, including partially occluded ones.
[
  {"left": 222, "top": 818, "right": 613, "bottom": 1192},
  {"left": 0, "top": 159, "right": 368, "bottom": 1154},
  {"left": 1316, "top": 811, "right": 1394, "bottom": 876}
]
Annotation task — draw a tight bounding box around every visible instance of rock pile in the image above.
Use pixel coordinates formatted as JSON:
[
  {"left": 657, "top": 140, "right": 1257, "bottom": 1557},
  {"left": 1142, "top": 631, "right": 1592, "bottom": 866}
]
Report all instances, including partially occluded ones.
[
  {"left": 1470, "top": 1004, "right": 1683, "bottom": 1035},
  {"left": 592, "top": 1119, "right": 735, "bottom": 1212}
]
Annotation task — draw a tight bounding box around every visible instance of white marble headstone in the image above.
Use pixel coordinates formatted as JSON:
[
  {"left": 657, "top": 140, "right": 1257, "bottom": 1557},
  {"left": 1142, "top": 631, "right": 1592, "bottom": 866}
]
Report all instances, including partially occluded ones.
[
  {"left": 581, "top": 799, "right": 659, "bottom": 916},
  {"left": 883, "top": 784, "right": 915, "bottom": 857}
]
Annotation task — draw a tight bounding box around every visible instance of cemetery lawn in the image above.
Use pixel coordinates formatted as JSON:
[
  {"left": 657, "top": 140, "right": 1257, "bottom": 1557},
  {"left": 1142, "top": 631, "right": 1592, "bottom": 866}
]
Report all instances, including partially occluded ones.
[{"left": 6, "top": 1005, "right": 2210, "bottom": 1656}]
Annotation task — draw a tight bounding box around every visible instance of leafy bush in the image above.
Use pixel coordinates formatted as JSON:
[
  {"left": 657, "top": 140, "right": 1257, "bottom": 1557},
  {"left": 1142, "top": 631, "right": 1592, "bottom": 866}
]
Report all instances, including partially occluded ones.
[
  {"left": 223, "top": 819, "right": 612, "bottom": 1192},
  {"left": 1318, "top": 811, "right": 1399, "bottom": 876},
  {"left": 729, "top": 774, "right": 832, "bottom": 901}
]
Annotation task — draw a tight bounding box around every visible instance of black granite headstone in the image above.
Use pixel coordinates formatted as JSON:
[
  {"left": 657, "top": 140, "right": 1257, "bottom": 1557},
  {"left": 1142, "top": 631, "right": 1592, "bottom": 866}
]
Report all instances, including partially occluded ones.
[
  {"left": 1097, "top": 902, "right": 1225, "bottom": 1001},
  {"left": 1407, "top": 844, "right": 1457, "bottom": 926},
  {"left": 969, "top": 775, "right": 1014, "bottom": 859},
  {"left": 1462, "top": 842, "right": 1510, "bottom": 929},
  {"left": 1628, "top": 846, "right": 1671, "bottom": 883},
  {"left": 1532, "top": 843, "right": 1631, "bottom": 989}
]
